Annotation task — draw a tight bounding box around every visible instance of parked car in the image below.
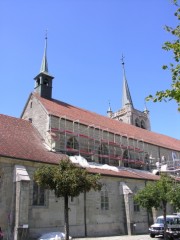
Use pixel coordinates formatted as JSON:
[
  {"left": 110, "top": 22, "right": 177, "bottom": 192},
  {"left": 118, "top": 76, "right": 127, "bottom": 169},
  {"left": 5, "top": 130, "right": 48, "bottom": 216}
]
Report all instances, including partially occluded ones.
[
  {"left": 38, "top": 232, "right": 72, "bottom": 240},
  {"left": 166, "top": 217, "right": 180, "bottom": 240},
  {"left": 149, "top": 215, "right": 180, "bottom": 238}
]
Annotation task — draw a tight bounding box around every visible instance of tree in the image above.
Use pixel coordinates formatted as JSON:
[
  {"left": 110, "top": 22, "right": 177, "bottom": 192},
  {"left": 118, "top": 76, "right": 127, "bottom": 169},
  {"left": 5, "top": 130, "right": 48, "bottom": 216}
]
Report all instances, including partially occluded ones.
[
  {"left": 134, "top": 174, "right": 180, "bottom": 240},
  {"left": 146, "top": 1, "right": 180, "bottom": 111},
  {"left": 34, "top": 158, "right": 102, "bottom": 240}
]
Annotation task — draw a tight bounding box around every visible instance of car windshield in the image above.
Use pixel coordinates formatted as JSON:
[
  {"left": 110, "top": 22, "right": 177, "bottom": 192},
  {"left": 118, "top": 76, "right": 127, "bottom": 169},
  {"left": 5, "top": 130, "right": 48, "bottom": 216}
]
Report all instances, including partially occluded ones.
[
  {"left": 156, "top": 218, "right": 164, "bottom": 224},
  {"left": 156, "top": 217, "right": 180, "bottom": 224}
]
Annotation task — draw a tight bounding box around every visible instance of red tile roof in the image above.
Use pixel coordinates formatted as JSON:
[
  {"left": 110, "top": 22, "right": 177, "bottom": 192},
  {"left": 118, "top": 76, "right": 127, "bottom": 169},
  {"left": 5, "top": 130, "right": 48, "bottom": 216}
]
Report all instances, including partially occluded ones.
[
  {"left": 0, "top": 114, "right": 65, "bottom": 164},
  {"left": 33, "top": 93, "right": 180, "bottom": 151},
  {"left": 0, "top": 114, "right": 159, "bottom": 181}
]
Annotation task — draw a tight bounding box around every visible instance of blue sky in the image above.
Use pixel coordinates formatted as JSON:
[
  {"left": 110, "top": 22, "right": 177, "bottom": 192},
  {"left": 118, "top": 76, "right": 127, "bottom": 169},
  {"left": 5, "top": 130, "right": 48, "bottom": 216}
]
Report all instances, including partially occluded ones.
[{"left": 0, "top": 0, "right": 179, "bottom": 139}]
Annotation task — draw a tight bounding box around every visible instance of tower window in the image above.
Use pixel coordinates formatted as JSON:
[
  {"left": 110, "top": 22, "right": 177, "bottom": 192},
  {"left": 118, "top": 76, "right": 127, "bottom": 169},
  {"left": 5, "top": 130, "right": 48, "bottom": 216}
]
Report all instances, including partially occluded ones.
[
  {"left": 43, "top": 79, "right": 49, "bottom": 86},
  {"left": 141, "top": 120, "right": 146, "bottom": 129},
  {"left": 37, "top": 78, "right": 40, "bottom": 86},
  {"left": 135, "top": 118, "right": 140, "bottom": 127}
]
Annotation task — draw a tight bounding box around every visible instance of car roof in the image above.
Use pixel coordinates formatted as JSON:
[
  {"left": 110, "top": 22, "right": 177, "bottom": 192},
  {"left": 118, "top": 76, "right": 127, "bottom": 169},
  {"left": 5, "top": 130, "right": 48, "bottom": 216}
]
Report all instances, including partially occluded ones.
[{"left": 157, "top": 215, "right": 180, "bottom": 218}]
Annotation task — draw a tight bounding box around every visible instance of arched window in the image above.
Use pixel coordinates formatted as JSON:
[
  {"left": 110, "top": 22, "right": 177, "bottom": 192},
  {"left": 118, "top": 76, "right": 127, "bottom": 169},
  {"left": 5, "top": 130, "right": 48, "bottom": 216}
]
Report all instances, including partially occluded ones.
[
  {"left": 135, "top": 118, "right": 140, "bottom": 127},
  {"left": 101, "top": 185, "right": 109, "bottom": 210},
  {"left": 141, "top": 120, "right": 146, "bottom": 129},
  {"left": 66, "top": 137, "right": 79, "bottom": 155},
  {"left": 144, "top": 153, "right": 150, "bottom": 170},
  {"left": 33, "top": 181, "right": 45, "bottom": 206},
  {"left": 133, "top": 186, "right": 140, "bottom": 212},
  {"left": 98, "top": 144, "right": 108, "bottom": 164}
]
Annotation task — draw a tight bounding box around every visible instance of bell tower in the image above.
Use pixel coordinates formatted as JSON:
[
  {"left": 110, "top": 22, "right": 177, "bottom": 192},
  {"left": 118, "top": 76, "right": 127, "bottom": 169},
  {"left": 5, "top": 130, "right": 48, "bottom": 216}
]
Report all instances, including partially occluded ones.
[
  {"left": 109, "top": 56, "right": 151, "bottom": 131},
  {"left": 34, "top": 34, "right": 54, "bottom": 99}
]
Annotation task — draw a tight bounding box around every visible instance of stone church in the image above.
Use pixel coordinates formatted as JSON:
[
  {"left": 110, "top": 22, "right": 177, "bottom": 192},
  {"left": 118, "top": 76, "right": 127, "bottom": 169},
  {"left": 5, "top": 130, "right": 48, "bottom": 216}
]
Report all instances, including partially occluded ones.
[{"left": 1, "top": 38, "right": 180, "bottom": 240}]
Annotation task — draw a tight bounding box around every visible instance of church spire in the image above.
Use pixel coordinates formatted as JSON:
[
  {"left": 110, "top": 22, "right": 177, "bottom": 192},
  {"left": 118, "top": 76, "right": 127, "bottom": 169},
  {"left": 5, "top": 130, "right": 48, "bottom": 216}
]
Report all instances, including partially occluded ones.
[
  {"left": 34, "top": 33, "right": 54, "bottom": 99},
  {"left": 121, "top": 55, "right": 134, "bottom": 108},
  {"left": 40, "top": 31, "right": 48, "bottom": 73},
  {"left": 107, "top": 100, "right": 113, "bottom": 117}
]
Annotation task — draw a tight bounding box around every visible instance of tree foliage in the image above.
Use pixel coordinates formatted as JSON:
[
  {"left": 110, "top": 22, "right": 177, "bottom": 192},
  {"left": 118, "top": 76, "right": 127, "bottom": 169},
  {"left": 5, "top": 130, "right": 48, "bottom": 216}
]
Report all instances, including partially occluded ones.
[
  {"left": 134, "top": 174, "right": 180, "bottom": 239},
  {"left": 34, "top": 158, "right": 102, "bottom": 240},
  {"left": 146, "top": 1, "right": 180, "bottom": 111}
]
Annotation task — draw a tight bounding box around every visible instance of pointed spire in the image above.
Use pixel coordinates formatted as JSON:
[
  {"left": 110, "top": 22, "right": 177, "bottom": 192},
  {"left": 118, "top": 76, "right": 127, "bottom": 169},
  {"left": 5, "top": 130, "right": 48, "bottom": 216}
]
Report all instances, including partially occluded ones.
[
  {"left": 40, "top": 30, "right": 48, "bottom": 73},
  {"left": 143, "top": 100, "right": 149, "bottom": 114},
  {"left": 121, "top": 55, "right": 133, "bottom": 108},
  {"left": 107, "top": 100, "right": 113, "bottom": 117}
]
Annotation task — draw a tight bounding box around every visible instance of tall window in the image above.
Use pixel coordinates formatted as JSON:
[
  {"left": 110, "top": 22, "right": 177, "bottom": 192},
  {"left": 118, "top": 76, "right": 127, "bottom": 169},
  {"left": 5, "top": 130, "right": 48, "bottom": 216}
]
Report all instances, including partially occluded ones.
[
  {"left": 133, "top": 187, "right": 140, "bottom": 212},
  {"left": 33, "top": 182, "right": 45, "bottom": 206},
  {"left": 101, "top": 185, "right": 109, "bottom": 210}
]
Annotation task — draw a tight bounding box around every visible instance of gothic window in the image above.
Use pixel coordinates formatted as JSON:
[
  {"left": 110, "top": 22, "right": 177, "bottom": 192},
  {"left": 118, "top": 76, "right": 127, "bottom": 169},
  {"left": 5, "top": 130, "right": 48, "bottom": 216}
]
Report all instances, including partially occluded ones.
[
  {"left": 66, "top": 137, "right": 79, "bottom": 155},
  {"left": 67, "top": 137, "right": 79, "bottom": 150},
  {"left": 123, "top": 149, "right": 129, "bottom": 167},
  {"left": 101, "top": 185, "right": 109, "bottom": 210},
  {"left": 141, "top": 120, "right": 146, "bottom": 129},
  {"left": 133, "top": 186, "right": 140, "bottom": 212},
  {"left": 135, "top": 118, "right": 140, "bottom": 127},
  {"left": 33, "top": 181, "right": 45, "bottom": 206},
  {"left": 98, "top": 144, "right": 108, "bottom": 164}
]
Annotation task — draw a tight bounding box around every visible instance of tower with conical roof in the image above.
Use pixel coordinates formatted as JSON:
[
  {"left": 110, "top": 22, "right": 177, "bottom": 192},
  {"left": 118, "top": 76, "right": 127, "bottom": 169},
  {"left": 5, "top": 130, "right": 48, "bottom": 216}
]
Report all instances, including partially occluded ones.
[
  {"left": 108, "top": 56, "right": 151, "bottom": 131},
  {"left": 34, "top": 34, "right": 54, "bottom": 99}
]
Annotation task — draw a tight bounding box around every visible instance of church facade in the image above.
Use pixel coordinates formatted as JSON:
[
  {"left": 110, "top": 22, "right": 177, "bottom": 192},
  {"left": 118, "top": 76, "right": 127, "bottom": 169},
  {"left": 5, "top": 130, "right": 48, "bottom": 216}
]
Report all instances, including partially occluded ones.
[{"left": 1, "top": 39, "right": 180, "bottom": 240}]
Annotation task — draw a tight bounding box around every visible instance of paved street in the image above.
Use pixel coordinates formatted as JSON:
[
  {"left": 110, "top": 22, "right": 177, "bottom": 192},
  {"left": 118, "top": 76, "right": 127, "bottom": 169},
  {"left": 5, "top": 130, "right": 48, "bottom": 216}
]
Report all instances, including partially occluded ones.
[{"left": 73, "top": 234, "right": 156, "bottom": 240}]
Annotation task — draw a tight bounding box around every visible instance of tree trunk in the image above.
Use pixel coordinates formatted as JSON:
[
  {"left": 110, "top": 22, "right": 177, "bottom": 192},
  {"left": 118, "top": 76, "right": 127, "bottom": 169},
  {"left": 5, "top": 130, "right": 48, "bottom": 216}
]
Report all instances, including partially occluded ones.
[{"left": 64, "top": 195, "right": 69, "bottom": 240}]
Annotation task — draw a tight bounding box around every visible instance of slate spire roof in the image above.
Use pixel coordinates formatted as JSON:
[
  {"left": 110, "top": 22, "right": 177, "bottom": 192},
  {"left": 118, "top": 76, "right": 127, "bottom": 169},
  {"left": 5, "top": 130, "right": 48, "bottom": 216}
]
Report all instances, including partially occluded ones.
[
  {"left": 40, "top": 33, "right": 48, "bottom": 73},
  {"left": 121, "top": 56, "right": 134, "bottom": 108}
]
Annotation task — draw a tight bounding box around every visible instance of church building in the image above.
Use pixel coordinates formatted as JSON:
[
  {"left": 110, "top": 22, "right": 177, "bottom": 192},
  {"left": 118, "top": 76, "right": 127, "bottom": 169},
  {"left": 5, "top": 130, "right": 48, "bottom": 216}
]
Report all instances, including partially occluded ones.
[{"left": 0, "top": 38, "right": 180, "bottom": 240}]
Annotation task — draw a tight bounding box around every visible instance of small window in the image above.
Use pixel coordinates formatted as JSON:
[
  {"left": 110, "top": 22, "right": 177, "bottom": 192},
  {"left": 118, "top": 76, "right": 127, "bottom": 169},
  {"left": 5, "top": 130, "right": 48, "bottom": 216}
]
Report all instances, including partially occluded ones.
[{"left": 33, "top": 182, "right": 45, "bottom": 206}]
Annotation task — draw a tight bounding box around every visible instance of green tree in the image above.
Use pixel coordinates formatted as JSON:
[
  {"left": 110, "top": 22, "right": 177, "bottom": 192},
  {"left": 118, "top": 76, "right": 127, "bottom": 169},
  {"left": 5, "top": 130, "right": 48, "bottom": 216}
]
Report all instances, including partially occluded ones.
[
  {"left": 34, "top": 158, "right": 102, "bottom": 240},
  {"left": 134, "top": 174, "right": 180, "bottom": 240},
  {"left": 146, "top": 1, "right": 180, "bottom": 110}
]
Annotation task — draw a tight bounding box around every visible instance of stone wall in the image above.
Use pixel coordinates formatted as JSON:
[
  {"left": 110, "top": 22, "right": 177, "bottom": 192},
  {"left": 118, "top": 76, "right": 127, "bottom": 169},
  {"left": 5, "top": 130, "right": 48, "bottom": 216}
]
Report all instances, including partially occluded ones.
[{"left": 1, "top": 156, "right": 171, "bottom": 239}]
